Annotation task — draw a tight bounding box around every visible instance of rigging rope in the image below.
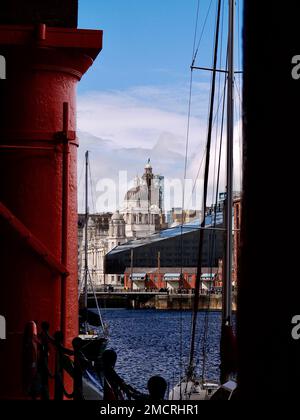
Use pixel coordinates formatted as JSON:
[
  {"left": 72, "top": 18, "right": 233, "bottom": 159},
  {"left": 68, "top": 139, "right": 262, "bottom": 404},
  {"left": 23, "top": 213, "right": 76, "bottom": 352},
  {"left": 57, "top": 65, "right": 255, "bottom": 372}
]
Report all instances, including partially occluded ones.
[
  {"left": 233, "top": 79, "right": 243, "bottom": 192},
  {"left": 78, "top": 272, "right": 85, "bottom": 299},
  {"left": 198, "top": 2, "right": 226, "bottom": 381},
  {"left": 188, "top": 0, "right": 223, "bottom": 378},
  {"left": 77, "top": 157, "right": 86, "bottom": 214},
  {"left": 177, "top": 0, "right": 205, "bottom": 397},
  {"left": 78, "top": 158, "right": 85, "bottom": 195},
  {"left": 88, "top": 157, "right": 96, "bottom": 214},
  {"left": 212, "top": 0, "right": 225, "bottom": 205},
  {"left": 192, "top": 0, "right": 201, "bottom": 59},
  {"left": 198, "top": 69, "right": 227, "bottom": 381},
  {"left": 192, "top": 0, "right": 214, "bottom": 66},
  {"left": 184, "top": 84, "right": 227, "bottom": 213},
  {"left": 235, "top": 0, "right": 243, "bottom": 191},
  {"left": 88, "top": 269, "right": 107, "bottom": 335}
]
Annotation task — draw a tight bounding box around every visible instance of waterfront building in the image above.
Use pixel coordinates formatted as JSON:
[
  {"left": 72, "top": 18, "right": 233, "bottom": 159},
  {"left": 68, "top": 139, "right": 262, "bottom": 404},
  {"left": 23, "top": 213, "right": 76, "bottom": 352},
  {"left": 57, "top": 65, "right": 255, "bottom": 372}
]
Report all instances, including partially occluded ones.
[
  {"left": 78, "top": 167, "right": 241, "bottom": 292},
  {"left": 78, "top": 211, "right": 127, "bottom": 289},
  {"left": 124, "top": 267, "right": 219, "bottom": 292},
  {"left": 78, "top": 161, "right": 166, "bottom": 289},
  {"left": 121, "top": 160, "right": 166, "bottom": 239},
  {"left": 106, "top": 193, "right": 242, "bottom": 292},
  {"left": 106, "top": 207, "right": 225, "bottom": 275},
  {"left": 166, "top": 208, "right": 201, "bottom": 227}
]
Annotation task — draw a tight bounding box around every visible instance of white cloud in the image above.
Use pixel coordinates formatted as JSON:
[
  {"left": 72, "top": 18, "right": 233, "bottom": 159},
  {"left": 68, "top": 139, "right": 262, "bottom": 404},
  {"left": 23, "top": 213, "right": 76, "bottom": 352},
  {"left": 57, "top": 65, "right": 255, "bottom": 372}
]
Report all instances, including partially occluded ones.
[
  {"left": 77, "top": 84, "right": 242, "bottom": 213},
  {"left": 77, "top": 85, "right": 208, "bottom": 153}
]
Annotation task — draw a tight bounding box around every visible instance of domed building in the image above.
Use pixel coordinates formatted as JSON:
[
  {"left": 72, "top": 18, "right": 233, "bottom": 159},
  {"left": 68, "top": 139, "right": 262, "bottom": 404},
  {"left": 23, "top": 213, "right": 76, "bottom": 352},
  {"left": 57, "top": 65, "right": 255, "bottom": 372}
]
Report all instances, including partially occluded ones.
[
  {"left": 78, "top": 211, "right": 127, "bottom": 289},
  {"left": 121, "top": 160, "right": 165, "bottom": 239},
  {"left": 78, "top": 160, "right": 165, "bottom": 289}
]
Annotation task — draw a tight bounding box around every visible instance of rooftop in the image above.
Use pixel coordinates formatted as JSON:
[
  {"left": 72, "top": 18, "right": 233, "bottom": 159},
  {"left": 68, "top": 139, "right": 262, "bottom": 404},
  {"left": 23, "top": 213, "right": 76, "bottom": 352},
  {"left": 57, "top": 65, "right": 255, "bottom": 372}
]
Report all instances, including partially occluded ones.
[{"left": 107, "top": 209, "right": 224, "bottom": 256}]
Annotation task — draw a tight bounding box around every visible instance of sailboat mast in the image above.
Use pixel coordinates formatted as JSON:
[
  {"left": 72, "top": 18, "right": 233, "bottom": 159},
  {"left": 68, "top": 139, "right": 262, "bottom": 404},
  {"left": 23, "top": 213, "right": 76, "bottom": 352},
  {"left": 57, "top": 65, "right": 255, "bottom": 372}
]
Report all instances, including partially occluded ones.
[
  {"left": 223, "top": 0, "right": 235, "bottom": 326},
  {"left": 84, "top": 151, "right": 89, "bottom": 314},
  {"left": 188, "top": 0, "right": 223, "bottom": 376}
]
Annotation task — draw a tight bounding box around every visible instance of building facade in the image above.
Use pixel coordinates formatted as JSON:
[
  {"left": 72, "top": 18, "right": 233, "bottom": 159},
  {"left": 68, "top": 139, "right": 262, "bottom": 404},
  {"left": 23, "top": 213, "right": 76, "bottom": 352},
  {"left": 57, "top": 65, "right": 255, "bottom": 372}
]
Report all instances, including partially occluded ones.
[
  {"left": 106, "top": 192, "right": 242, "bottom": 293},
  {"left": 78, "top": 160, "right": 166, "bottom": 289},
  {"left": 121, "top": 160, "right": 166, "bottom": 239},
  {"left": 78, "top": 211, "right": 127, "bottom": 289},
  {"left": 124, "top": 267, "right": 219, "bottom": 293},
  {"left": 78, "top": 160, "right": 241, "bottom": 292}
]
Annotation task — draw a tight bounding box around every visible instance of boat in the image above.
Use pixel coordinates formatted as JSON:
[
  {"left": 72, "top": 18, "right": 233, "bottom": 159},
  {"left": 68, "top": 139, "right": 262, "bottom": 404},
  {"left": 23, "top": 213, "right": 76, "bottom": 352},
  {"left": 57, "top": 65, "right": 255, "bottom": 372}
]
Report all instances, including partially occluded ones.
[
  {"left": 170, "top": 0, "right": 238, "bottom": 400},
  {"left": 82, "top": 369, "right": 104, "bottom": 400},
  {"left": 170, "top": 379, "right": 219, "bottom": 401},
  {"left": 78, "top": 151, "right": 108, "bottom": 362}
]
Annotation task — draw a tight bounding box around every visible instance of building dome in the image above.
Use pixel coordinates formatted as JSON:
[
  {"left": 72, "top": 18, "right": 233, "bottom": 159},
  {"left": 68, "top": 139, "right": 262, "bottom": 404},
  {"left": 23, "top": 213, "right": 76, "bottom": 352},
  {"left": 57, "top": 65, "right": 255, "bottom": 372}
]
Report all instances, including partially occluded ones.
[
  {"left": 125, "top": 185, "right": 149, "bottom": 202},
  {"left": 125, "top": 186, "right": 140, "bottom": 201}
]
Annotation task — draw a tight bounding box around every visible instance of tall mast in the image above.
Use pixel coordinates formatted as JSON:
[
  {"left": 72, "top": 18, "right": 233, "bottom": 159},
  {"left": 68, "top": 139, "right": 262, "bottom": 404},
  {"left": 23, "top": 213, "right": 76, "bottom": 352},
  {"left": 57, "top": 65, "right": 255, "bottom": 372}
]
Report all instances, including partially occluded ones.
[
  {"left": 84, "top": 151, "right": 89, "bottom": 330},
  {"left": 223, "top": 0, "right": 235, "bottom": 326},
  {"left": 188, "top": 0, "right": 222, "bottom": 377}
]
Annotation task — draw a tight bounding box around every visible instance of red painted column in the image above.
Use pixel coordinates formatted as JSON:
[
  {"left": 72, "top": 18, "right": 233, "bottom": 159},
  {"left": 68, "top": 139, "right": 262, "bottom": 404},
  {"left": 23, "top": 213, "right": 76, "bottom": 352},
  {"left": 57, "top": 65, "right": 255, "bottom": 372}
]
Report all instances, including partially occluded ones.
[{"left": 0, "top": 25, "right": 102, "bottom": 399}]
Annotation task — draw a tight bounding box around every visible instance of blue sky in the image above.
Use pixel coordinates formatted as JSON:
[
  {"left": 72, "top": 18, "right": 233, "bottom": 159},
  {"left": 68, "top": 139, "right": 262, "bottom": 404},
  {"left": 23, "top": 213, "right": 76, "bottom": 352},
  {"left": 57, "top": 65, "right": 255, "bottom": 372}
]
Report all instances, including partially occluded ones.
[
  {"left": 76, "top": 1, "right": 243, "bottom": 212},
  {"left": 78, "top": 0, "right": 244, "bottom": 91},
  {"left": 78, "top": 0, "right": 211, "bottom": 91}
]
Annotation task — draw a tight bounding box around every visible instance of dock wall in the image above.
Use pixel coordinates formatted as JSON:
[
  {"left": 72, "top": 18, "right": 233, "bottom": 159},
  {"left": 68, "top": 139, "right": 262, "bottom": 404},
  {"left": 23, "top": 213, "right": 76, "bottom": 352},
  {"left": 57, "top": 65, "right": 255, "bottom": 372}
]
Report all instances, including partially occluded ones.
[{"left": 88, "top": 293, "right": 237, "bottom": 311}]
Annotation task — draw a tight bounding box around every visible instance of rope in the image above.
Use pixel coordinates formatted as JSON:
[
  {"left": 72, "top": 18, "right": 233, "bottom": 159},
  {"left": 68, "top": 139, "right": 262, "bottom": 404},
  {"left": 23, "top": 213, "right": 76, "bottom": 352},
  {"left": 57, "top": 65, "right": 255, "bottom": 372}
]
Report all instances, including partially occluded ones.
[
  {"left": 192, "top": 0, "right": 214, "bottom": 66},
  {"left": 178, "top": 51, "right": 194, "bottom": 404},
  {"left": 88, "top": 157, "right": 96, "bottom": 214},
  {"left": 233, "top": 74, "right": 243, "bottom": 182},
  {"left": 177, "top": 0, "right": 204, "bottom": 398},
  {"left": 184, "top": 85, "right": 227, "bottom": 212},
  {"left": 235, "top": 0, "right": 243, "bottom": 190},
  {"left": 78, "top": 267, "right": 86, "bottom": 298},
  {"left": 198, "top": 21, "right": 223, "bottom": 383},
  {"left": 202, "top": 76, "right": 227, "bottom": 381},
  {"left": 192, "top": 0, "right": 201, "bottom": 59},
  {"left": 188, "top": 0, "right": 223, "bottom": 377},
  {"left": 78, "top": 158, "right": 85, "bottom": 213},
  {"left": 211, "top": 0, "right": 225, "bottom": 205},
  {"left": 87, "top": 269, "right": 107, "bottom": 335},
  {"left": 233, "top": 79, "right": 243, "bottom": 191},
  {"left": 199, "top": 11, "right": 227, "bottom": 379}
]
